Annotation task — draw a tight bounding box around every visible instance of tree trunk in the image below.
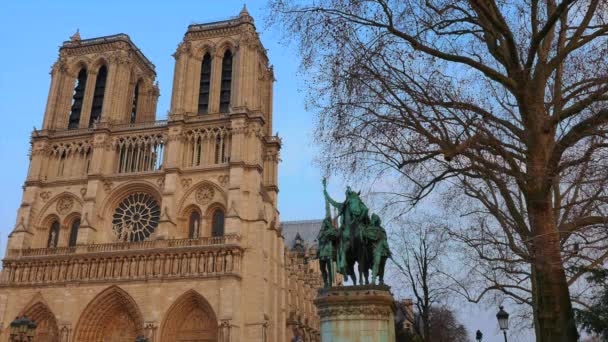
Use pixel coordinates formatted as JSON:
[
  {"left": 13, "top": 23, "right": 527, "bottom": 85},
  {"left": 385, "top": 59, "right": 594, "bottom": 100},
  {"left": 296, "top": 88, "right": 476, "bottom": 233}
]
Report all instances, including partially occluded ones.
[{"left": 529, "top": 205, "right": 578, "bottom": 342}]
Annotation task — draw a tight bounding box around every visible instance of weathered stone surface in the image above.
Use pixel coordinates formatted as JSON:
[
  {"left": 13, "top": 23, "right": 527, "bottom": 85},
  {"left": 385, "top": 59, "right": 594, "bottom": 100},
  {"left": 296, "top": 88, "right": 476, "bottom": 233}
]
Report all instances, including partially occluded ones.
[
  {"left": 1, "top": 9, "right": 322, "bottom": 342},
  {"left": 315, "top": 285, "right": 396, "bottom": 342}
]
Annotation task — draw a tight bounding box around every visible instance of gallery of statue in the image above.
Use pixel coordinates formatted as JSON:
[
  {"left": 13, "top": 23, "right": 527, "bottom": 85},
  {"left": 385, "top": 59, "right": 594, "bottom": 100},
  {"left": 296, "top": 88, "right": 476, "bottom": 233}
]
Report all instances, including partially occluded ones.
[{"left": 0, "top": 8, "right": 324, "bottom": 342}]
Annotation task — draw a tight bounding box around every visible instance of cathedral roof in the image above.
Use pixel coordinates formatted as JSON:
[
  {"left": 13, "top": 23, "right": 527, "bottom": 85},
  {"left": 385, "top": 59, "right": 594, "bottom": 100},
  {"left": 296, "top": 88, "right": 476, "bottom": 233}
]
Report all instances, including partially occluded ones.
[{"left": 281, "top": 219, "right": 323, "bottom": 251}]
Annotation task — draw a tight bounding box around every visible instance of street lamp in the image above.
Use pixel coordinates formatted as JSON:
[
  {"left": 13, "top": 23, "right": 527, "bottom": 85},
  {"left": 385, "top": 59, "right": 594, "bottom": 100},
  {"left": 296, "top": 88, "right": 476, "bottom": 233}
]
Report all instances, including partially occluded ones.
[
  {"left": 476, "top": 329, "right": 483, "bottom": 341},
  {"left": 9, "top": 316, "right": 36, "bottom": 342},
  {"left": 496, "top": 306, "right": 509, "bottom": 342}
]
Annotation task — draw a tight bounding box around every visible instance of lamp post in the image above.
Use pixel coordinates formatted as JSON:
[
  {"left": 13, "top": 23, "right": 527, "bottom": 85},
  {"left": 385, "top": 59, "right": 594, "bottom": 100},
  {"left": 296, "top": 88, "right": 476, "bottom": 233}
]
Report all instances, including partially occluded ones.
[
  {"left": 9, "top": 316, "right": 36, "bottom": 342},
  {"left": 476, "top": 329, "right": 483, "bottom": 341},
  {"left": 496, "top": 306, "right": 509, "bottom": 342}
]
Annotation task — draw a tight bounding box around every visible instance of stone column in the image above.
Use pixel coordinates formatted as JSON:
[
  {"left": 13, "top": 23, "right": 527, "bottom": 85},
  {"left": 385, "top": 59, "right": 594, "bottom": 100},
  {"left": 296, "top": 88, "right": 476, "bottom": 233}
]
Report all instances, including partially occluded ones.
[
  {"left": 55, "top": 71, "right": 77, "bottom": 129},
  {"left": 42, "top": 62, "right": 63, "bottom": 130},
  {"left": 104, "top": 52, "right": 132, "bottom": 124},
  {"left": 78, "top": 69, "right": 98, "bottom": 128},
  {"left": 27, "top": 139, "right": 48, "bottom": 181},
  {"left": 186, "top": 53, "right": 203, "bottom": 115},
  {"left": 314, "top": 286, "right": 395, "bottom": 342},
  {"left": 209, "top": 51, "right": 223, "bottom": 113},
  {"left": 170, "top": 42, "right": 190, "bottom": 114}
]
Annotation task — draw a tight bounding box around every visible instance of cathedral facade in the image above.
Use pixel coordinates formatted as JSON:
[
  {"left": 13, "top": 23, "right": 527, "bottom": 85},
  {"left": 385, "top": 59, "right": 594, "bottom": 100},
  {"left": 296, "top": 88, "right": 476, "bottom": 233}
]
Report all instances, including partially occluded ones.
[{"left": 0, "top": 8, "right": 321, "bottom": 342}]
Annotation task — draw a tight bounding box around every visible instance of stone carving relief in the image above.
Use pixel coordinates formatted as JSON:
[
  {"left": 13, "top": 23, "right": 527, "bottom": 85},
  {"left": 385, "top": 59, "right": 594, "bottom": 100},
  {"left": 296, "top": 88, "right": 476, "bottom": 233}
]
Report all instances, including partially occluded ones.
[
  {"left": 195, "top": 185, "right": 215, "bottom": 205},
  {"left": 144, "top": 322, "right": 158, "bottom": 340},
  {"left": 40, "top": 191, "right": 52, "bottom": 202},
  {"left": 4, "top": 246, "right": 243, "bottom": 285},
  {"left": 56, "top": 197, "right": 74, "bottom": 215},
  {"left": 103, "top": 180, "right": 113, "bottom": 193},
  {"left": 218, "top": 175, "right": 229, "bottom": 187},
  {"left": 181, "top": 178, "right": 192, "bottom": 189}
]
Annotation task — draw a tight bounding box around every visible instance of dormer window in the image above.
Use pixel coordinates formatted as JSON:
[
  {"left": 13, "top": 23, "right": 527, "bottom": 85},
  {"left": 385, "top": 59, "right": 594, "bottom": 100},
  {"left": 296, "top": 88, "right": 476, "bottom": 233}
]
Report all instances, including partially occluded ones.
[{"left": 293, "top": 232, "right": 305, "bottom": 253}]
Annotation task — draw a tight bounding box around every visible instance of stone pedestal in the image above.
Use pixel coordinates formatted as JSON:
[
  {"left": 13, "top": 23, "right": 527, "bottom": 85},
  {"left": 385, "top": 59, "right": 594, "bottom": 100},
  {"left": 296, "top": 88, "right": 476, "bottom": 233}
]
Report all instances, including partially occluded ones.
[{"left": 314, "top": 285, "right": 395, "bottom": 342}]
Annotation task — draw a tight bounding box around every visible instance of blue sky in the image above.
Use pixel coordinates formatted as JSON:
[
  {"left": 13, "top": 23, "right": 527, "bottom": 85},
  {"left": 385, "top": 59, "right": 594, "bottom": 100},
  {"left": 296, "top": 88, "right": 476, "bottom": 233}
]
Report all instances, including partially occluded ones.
[{"left": 0, "top": 1, "right": 531, "bottom": 341}]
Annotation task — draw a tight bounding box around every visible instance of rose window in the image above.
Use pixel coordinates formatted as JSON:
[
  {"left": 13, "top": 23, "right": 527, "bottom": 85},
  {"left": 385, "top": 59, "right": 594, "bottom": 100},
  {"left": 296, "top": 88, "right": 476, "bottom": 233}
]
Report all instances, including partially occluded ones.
[{"left": 112, "top": 192, "right": 160, "bottom": 242}]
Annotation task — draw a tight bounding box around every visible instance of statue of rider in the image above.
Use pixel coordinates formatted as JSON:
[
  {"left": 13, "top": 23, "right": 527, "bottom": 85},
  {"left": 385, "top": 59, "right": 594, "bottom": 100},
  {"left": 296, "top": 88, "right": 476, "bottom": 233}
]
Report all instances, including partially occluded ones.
[
  {"left": 363, "top": 214, "right": 391, "bottom": 285},
  {"left": 322, "top": 178, "right": 370, "bottom": 282},
  {"left": 316, "top": 195, "right": 339, "bottom": 288}
]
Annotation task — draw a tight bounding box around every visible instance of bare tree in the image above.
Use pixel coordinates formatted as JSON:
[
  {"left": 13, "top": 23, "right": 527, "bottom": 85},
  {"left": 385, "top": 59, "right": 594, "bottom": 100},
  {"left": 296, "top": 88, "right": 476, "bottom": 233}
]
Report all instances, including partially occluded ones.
[
  {"left": 427, "top": 306, "right": 470, "bottom": 342},
  {"left": 267, "top": 1, "right": 608, "bottom": 341},
  {"left": 391, "top": 221, "right": 451, "bottom": 342}
]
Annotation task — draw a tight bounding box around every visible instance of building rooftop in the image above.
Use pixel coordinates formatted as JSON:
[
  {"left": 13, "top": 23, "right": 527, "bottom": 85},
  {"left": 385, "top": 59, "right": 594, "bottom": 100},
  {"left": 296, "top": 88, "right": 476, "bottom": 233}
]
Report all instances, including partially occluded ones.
[
  {"left": 281, "top": 219, "right": 323, "bottom": 251},
  {"left": 187, "top": 5, "right": 255, "bottom": 34},
  {"left": 61, "top": 33, "right": 156, "bottom": 74}
]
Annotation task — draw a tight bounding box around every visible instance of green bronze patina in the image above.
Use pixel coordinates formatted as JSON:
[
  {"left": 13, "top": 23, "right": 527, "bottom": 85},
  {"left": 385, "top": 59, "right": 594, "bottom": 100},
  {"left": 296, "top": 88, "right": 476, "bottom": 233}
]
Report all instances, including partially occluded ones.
[{"left": 318, "top": 178, "right": 391, "bottom": 287}]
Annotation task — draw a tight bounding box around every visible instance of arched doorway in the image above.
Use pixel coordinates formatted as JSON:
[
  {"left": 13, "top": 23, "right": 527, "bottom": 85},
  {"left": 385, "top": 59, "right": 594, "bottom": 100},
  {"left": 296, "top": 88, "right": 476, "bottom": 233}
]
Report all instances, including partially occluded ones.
[
  {"left": 73, "top": 286, "right": 144, "bottom": 342},
  {"left": 160, "top": 290, "right": 218, "bottom": 342},
  {"left": 20, "top": 301, "right": 59, "bottom": 342}
]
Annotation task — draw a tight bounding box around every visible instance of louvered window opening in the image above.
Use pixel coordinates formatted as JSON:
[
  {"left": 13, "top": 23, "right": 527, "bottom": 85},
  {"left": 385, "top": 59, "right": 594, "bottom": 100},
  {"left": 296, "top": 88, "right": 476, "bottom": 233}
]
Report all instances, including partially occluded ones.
[
  {"left": 130, "top": 83, "right": 139, "bottom": 124},
  {"left": 198, "top": 54, "right": 212, "bottom": 114},
  {"left": 68, "top": 69, "right": 87, "bottom": 129},
  {"left": 89, "top": 66, "right": 107, "bottom": 127},
  {"left": 219, "top": 51, "right": 232, "bottom": 113}
]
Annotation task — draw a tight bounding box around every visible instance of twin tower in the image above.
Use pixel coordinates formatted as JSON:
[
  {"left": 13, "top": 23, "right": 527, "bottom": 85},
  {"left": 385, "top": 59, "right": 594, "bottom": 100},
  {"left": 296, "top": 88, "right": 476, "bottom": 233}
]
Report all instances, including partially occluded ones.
[{"left": 2, "top": 8, "right": 321, "bottom": 342}]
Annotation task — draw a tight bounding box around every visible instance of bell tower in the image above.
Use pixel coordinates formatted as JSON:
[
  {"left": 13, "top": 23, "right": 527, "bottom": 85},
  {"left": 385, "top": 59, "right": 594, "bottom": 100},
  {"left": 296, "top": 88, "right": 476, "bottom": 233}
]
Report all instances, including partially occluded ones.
[
  {"left": 169, "top": 6, "right": 275, "bottom": 134},
  {"left": 42, "top": 32, "right": 158, "bottom": 130}
]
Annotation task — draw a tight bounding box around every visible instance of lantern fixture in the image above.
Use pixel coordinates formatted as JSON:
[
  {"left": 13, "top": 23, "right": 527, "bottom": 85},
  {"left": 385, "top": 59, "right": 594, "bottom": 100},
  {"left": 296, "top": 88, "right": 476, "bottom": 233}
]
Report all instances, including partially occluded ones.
[{"left": 496, "top": 306, "right": 509, "bottom": 342}]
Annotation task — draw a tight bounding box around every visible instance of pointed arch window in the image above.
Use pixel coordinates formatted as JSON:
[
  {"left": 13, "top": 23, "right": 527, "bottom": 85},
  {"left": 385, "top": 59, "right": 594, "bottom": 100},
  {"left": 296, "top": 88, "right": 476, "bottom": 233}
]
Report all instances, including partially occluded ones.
[
  {"left": 47, "top": 221, "right": 60, "bottom": 248},
  {"left": 89, "top": 65, "right": 107, "bottom": 127},
  {"left": 68, "top": 218, "right": 80, "bottom": 247},
  {"left": 212, "top": 209, "right": 225, "bottom": 237},
  {"left": 219, "top": 50, "right": 233, "bottom": 113},
  {"left": 189, "top": 210, "right": 201, "bottom": 239},
  {"left": 198, "top": 53, "right": 212, "bottom": 114},
  {"left": 214, "top": 135, "right": 226, "bottom": 164},
  {"left": 130, "top": 82, "right": 140, "bottom": 123},
  {"left": 68, "top": 69, "right": 87, "bottom": 129}
]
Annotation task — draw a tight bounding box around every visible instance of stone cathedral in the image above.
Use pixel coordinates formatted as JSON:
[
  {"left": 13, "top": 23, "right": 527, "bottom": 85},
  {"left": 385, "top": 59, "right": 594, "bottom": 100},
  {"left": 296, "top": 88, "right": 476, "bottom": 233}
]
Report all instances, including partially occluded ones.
[{"left": 0, "top": 8, "right": 323, "bottom": 342}]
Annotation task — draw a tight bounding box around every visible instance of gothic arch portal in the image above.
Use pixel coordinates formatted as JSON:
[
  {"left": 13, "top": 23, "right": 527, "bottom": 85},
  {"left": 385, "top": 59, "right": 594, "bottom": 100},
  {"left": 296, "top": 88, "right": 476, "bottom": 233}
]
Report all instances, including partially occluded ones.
[
  {"left": 73, "top": 286, "right": 144, "bottom": 342},
  {"left": 19, "top": 296, "right": 60, "bottom": 342},
  {"left": 160, "top": 290, "right": 218, "bottom": 342}
]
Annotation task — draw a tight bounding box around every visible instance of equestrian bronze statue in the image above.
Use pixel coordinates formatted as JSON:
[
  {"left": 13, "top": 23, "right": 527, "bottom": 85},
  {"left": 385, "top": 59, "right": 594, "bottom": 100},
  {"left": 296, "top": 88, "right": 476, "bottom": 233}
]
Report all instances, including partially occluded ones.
[{"left": 318, "top": 178, "right": 391, "bottom": 287}]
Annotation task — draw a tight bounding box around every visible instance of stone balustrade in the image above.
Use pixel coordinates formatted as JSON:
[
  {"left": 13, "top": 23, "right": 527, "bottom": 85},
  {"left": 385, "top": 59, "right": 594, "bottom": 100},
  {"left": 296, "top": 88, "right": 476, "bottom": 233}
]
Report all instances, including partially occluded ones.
[
  {"left": 7, "top": 234, "right": 240, "bottom": 258},
  {"left": 2, "top": 235, "right": 242, "bottom": 286}
]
